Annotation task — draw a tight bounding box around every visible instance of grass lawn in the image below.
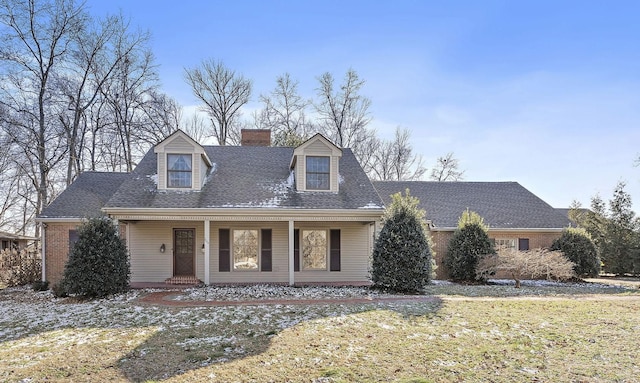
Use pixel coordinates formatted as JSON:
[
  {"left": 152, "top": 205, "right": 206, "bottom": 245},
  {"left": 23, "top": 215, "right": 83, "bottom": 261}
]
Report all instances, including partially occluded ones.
[{"left": 1, "top": 282, "right": 639, "bottom": 382}]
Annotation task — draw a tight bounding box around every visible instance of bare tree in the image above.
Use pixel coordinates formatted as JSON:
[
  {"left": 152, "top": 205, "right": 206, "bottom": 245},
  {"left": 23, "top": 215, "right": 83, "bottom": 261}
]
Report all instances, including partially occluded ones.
[
  {"left": 314, "top": 69, "right": 372, "bottom": 148},
  {"left": 0, "top": 0, "right": 85, "bottom": 230},
  {"left": 184, "top": 59, "right": 252, "bottom": 145},
  {"left": 255, "top": 73, "right": 310, "bottom": 146},
  {"left": 59, "top": 13, "right": 150, "bottom": 184},
  {"left": 430, "top": 152, "right": 464, "bottom": 181},
  {"left": 181, "top": 112, "right": 208, "bottom": 143},
  {"left": 368, "top": 127, "right": 426, "bottom": 181}
]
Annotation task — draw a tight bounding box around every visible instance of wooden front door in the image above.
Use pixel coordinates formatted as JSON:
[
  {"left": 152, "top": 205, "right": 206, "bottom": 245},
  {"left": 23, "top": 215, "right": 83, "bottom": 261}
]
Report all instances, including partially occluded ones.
[{"left": 173, "top": 229, "right": 195, "bottom": 276}]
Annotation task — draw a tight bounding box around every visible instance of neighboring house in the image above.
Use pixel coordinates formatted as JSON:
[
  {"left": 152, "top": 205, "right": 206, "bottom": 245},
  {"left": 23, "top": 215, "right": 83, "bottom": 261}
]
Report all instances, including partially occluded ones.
[
  {"left": 37, "top": 130, "right": 384, "bottom": 286},
  {"left": 0, "top": 231, "right": 38, "bottom": 251},
  {"left": 373, "top": 181, "right": 572, "bottom": 279}
]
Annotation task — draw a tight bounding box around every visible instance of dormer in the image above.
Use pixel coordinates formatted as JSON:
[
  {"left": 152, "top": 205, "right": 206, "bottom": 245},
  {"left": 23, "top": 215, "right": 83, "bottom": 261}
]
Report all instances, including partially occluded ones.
[
  {"left": 290, "top": 134, "right": 343, "bottom": 192},
  {"left": 154, "top": 130, "right": 212, "bottom": 191}
]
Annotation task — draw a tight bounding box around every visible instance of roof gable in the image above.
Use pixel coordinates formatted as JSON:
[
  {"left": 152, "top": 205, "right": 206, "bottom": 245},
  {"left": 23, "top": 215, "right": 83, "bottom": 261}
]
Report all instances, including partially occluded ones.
[{"left": 154, "top": 129, "right": 212, "bottom": 166}]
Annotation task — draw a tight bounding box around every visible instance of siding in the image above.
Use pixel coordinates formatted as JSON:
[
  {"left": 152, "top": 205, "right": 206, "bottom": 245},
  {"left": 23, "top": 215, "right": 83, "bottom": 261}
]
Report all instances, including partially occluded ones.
[
  {"left": 128, "top": 221, "right": 205, "bottom": 282},
  {"left": 126, "top": 220, "right": 372, "bottom": 284},
  {"left": 158, "top": 152, "right": 166, "bottom": 189},
  {"left": 165, "top": 136, "right": 195, "bottom": 151}
]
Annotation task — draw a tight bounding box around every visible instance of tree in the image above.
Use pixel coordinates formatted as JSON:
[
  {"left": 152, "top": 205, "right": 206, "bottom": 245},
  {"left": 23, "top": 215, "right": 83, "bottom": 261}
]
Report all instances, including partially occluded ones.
[
  {"left": 430, "top": 152, "right": 464, "bottom": 181},
  {"left": 369, "top": 127, "right": 426, "bottom": 181},
  {"left": 457, "top": 208, "right": 488, "bottom": 231},
  {"left": 0, "top": 0, "right": 86, "bottom": 228},
  {"left": 601, "top": 182, "right": 638, "bottom": 275},
  {"left": 255, "top": 73, "right": 310, "bottom": 146},
  {"left": 371, "top": 190, "right": 432, "bottom": 292},
  {"left": 444, "top": 211, "right": 494, "bottom": 282},
  {"left": 477, "top": 249, "right": 575, "bottom": 288},
  {"left": 61, "top": 217, "right": 129, "bottom": 298},
  {"left": 184, "top": 59, "right": 252, "bottom": 145},
  {"left": 551, "top": 228, "right": 600, "bottom": 277}
]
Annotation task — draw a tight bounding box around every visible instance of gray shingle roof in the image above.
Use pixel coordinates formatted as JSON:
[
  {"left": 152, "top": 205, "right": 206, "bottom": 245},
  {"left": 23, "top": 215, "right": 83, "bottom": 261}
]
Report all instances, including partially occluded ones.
[
  {"left": 39, "top": 172, "right": 130, "bottom": 218},
  {"left": 373, "top": 181, "right": 571, "bottom": 229},
  {"left": 102, "top": 145, "right": 383, "bottom": 211}
]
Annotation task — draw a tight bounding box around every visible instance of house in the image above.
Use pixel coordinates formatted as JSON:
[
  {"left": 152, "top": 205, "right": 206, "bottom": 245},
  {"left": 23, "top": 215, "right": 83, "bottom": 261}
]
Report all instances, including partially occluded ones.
[
  {"left": 0, "top": 231, "right": 38, "bottom": 251},
  {"left": 373, "top": 181, "right": 572, "bottom": 279},
  {"left": 37, "top": 130, "right": 384, "bottom": 286}
]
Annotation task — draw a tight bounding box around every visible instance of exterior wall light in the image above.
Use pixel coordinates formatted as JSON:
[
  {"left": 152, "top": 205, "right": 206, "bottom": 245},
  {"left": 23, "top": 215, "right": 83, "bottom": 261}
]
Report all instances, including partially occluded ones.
[{"left": 160, "top": 243, "right": 165, "bottom": 253}]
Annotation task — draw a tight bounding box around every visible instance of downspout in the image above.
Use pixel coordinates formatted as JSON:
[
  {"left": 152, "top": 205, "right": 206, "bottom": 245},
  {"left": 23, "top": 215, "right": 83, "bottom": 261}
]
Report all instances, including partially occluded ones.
[{"left": 40, "top": 222, "right": 46, "bottom": 282}]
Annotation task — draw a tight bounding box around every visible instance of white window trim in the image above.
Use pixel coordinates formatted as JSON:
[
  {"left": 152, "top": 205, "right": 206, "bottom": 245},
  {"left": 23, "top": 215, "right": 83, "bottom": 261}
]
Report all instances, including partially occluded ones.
[
  {"left": 494, "top": 238, "right": 518, "bottom": 252},
  {"left": 301, "top": 229, "right": 329, "bottom": 271},
  {"left": 167, "top": 153, "right": 194, "bottom": 189},
  {"left": 305, "top": 156, "right": 331, "bottom": 191}
]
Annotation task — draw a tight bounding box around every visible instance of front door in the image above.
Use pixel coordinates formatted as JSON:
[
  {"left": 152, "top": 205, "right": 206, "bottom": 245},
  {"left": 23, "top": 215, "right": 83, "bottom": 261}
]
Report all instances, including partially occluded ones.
[{"left": 173, "top": 229, "right": 195, "bottom": 276}]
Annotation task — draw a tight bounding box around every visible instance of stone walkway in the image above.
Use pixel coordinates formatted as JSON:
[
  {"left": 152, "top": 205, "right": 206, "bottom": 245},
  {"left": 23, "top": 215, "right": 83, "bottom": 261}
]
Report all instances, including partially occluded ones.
[{"left": 137, "top": 290, "right": 440, "bottom": 307}]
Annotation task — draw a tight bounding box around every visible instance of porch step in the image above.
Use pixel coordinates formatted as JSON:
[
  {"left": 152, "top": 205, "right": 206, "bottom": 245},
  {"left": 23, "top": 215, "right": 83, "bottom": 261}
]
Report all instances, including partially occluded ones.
[{"left": 164, "top": 276, "right": 202, "bottom": 285}]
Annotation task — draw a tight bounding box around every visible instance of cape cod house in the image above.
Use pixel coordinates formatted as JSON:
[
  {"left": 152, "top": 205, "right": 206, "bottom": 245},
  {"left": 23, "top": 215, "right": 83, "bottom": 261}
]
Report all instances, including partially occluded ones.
[
  {"left": 37, "top": 129, "right": 571, "bottom": 285},
  {"left": 38, "top": 130, "right": 384, "bottom": 286}
]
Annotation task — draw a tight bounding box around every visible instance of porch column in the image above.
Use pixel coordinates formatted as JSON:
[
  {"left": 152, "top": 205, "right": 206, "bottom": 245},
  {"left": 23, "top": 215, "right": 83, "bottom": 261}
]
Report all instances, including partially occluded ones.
[
  {"left": 288, "top": 219, "right": 294, "bottom": 286},
  {"left": 204, "top": 219, "right": 210, "bottom": 285}
]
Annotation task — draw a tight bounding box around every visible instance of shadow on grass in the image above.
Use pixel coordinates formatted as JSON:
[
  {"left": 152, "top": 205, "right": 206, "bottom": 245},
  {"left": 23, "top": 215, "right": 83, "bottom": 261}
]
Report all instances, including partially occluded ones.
[{"left": 117, "top": 296, "right": 444, "bottom": 382}]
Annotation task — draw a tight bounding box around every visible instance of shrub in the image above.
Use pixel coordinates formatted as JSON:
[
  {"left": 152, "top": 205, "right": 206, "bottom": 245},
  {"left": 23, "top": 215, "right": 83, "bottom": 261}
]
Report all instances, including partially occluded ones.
[
  {"left": 477, "top": 249, "right": 575, "bottom": 288},
  {"left": 551, "top": 228, "right": 600, "bottom": 277},
  {"left": 371, "top": 190, "right": 432, "bottom": 292},
  {"left": 61, "top": 217, "right": 130, "bottom": 298},
  {"left": 32, "top": 280, "right": 49, "bottom": 291},
  {"left": 444, "top": 221, "right": 495, "bottom": 282}
]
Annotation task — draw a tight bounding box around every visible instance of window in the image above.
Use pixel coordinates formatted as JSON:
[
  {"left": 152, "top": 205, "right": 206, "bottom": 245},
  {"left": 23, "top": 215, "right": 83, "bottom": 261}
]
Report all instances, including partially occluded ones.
[
  {"left": 494, "top": 238, "right": 516, "bottom": 254},
  {"left": 167, "top": 154, "right": 192, "bottom": 188},
  {"left": 233, "top": 230, "right": 258, "bottom": 270},
  {"left": 302, "top": 230, "right": 327, "bottom": 270},
  {"left": 306, "top": 156, "right": 330, "bottom": 190}
]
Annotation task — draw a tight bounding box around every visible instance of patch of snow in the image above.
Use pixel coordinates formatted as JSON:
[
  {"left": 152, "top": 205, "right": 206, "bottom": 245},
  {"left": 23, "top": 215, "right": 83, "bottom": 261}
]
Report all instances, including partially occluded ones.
[
  {"left": 338, "top": 173, "right": 344, "bottom": 185},
  {"left": 147, "top": 174, "right": 158, "bottom": 185},
  {"left": 359, "top": 202, "right": 383, "bottom": 209}
]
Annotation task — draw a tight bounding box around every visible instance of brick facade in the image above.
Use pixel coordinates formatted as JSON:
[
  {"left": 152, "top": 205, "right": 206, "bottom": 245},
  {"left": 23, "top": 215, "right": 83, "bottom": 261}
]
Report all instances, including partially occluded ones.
[
  {"left": 430, "top": 229, "right": 563, "bottom": 279},
  {"left": 44, "top": 221, "right": 128, "bottom": 286}
]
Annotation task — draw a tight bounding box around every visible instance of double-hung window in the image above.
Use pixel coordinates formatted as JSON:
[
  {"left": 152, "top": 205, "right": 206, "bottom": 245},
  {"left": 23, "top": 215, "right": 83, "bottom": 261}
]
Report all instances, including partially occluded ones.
[
  {"left": 233, "top": 230, "right": 259, "bottom": 270},
  {"left": 494, "top": 238, "right": 517, "bottom": 254},
  {"left": 167, "top": 154, "right": 192, "bottom": 188},
  {"left": 302, "top": 230, "right": 327, "bottom": 270},
  {"left": 306, "top": 156, "right": 330, "bottom": 190}
]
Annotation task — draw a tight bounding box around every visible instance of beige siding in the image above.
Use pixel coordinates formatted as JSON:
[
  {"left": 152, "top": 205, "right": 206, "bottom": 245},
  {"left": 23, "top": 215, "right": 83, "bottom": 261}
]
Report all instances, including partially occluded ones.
[
  {"left": 295, "top": 155, "right": 305, "bottom": 190},
  {"left": 330, "top": 156, "right": 339, "bottom": 192},
  {"left": 157, "top": 152, "right": 166, "bottom": 189},
  {"left": 126, "top": 219, "right": 373, "bottom": 284},
  {"left": 304, "top": 140, "right": 334, "bottom": 155},
  {"left": 207, "top": 221, "right": 371, "bottom": 284},
  {"left": 128, "top": 221, "right": 205, "bottom": 282},
  {"left": 294, "top": 222, "right": 370, "bottom": 283},
  {"left": 209, "top": 222, "right": 289, "bottom": 283},
  {"left": 165, "top": 136, "right": 195, "bottom": 151}
]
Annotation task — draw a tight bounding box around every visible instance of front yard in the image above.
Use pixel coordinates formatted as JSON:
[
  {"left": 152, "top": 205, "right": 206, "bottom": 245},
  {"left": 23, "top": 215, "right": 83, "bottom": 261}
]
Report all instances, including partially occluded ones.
[{"left": 1, "top": 281, "right": 639, "bottom": 382}]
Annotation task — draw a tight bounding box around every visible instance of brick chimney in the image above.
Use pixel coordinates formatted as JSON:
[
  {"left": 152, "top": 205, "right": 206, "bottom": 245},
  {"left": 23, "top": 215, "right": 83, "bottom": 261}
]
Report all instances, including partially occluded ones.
[{"left": 241, "top": 129, "right": 271, "bottom": 146}]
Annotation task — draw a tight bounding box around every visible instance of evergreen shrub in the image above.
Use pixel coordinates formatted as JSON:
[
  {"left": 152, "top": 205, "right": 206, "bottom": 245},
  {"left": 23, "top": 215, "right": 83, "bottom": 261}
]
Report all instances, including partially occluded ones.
[
  {"left": 61, "top": 217, "right": 129, "bottom": 298},
  {"left": 371, "top": 190, "right": 432, "bottom": 292}
]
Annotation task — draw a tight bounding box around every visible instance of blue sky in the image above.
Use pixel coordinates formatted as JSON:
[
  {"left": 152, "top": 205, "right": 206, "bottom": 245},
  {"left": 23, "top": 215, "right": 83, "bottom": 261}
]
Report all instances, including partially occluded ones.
[{"left": 87, "top": 0, "right": 640, "bottom": 212}]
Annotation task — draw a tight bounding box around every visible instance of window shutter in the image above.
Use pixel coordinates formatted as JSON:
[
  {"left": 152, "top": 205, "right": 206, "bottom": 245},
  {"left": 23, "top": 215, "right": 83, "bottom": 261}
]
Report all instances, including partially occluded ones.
[
  {"left": 330, "top": 229, "right": 341, "bottom": 271},
  {"left": 261, "top": 229, "right": 272, "bottom": 272},
  {"left": 219, "top": 229, "right": 230, "bottom": 272},
  {"left": 294, "top": 229, "right": 300, "bottom": 272},
  {"left": 518, "top": 238, "right": 530, "bottom": 251}
]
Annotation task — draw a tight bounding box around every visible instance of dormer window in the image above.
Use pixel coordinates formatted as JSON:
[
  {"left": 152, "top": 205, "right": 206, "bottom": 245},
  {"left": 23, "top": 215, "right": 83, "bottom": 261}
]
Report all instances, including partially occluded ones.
[
  {"left": 306, "top": 156, "right": 330, "bottom": 190},
  {"left": 167, "top": 154, "right": 192, "bottom": 188}
]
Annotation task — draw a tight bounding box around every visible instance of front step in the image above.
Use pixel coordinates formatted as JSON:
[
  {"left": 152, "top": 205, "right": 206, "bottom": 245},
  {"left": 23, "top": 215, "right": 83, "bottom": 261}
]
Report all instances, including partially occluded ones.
[{"left": 164, "top": 275, "right": 202, "bottom": 285}]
